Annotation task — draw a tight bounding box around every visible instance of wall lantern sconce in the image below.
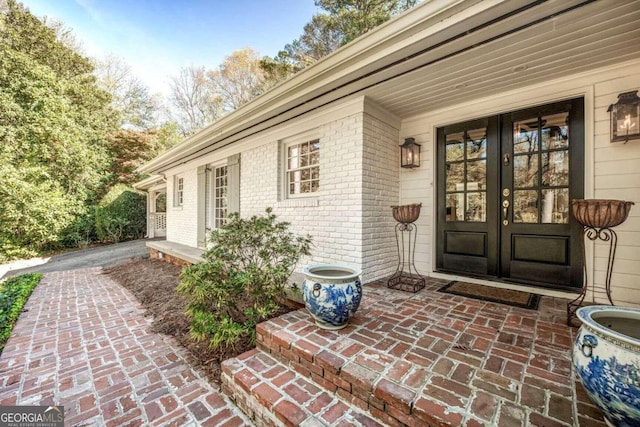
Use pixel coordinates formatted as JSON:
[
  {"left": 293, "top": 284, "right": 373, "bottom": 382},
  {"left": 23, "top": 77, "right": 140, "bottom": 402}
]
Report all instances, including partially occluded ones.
[
  {"left": 400, "top": 137, "right": 421, "bottom": 168},
  {"left": 607, "top": 90, "right": 640, "bottom": 143}
]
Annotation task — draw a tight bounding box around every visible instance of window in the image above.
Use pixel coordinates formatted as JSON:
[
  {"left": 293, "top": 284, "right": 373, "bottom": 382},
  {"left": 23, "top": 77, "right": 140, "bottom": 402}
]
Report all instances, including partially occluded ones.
[
  {"left": 285, "top": 139, "right": 319, "bottom": 197},
  {"left": 213, "top": 166, "right": 228, "bottom": 228},
  {"left": 175, "top": 176, "right": 184, "bottom": 207},
  {"left": 205, "top": 165, "right": 228, "bottom": 231}
]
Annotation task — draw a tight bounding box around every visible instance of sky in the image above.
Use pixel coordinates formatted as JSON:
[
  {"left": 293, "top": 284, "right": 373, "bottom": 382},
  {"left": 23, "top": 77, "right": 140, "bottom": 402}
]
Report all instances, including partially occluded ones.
[{"left": 21, "top": 0, "right": 319, "bottom": 96}]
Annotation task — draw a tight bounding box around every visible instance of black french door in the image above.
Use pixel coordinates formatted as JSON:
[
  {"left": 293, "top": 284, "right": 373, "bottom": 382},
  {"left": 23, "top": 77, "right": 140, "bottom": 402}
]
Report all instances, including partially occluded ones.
[{"left": 436, "top": 98, "right": 584, "bottom": 290}]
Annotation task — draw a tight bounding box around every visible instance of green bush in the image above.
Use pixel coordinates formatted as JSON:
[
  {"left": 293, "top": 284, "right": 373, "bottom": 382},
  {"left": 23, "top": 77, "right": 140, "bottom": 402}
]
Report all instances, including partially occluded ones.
[
  {"left": 178, "top": 208, "right": 311, "bottom": 350},
  {"left": 58, "top": 205, "right": 97, "bottom": 249},
  {"left": 95, "top": 184, "right": 146, "bottom": 243},
  {"left": 0, "top": 273, "right": 42, "bottom": 354},
  {"left": 0, "top": 165, "right": 77, "bottom": 262}
]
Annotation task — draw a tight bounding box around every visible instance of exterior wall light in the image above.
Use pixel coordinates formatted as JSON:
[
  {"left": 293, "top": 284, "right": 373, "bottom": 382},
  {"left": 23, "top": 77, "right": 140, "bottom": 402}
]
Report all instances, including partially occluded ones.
[
  {"left": 400, "top": 137, "right": 421, "bottom": 168},
  {"left": 607, "top": 90, "right": 640, "bottom": 143}
]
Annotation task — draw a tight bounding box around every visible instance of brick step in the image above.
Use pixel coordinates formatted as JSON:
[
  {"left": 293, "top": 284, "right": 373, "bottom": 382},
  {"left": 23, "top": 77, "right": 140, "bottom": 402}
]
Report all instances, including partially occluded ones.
[
  {"left": 223, "top": 281, "right": 606, "bottom": 426},
  {"left": 221, "top": 348, "right": 385, "bottom": 426},
  {"left": 252, "top": 309, "right": 453, "bottom": 427}
]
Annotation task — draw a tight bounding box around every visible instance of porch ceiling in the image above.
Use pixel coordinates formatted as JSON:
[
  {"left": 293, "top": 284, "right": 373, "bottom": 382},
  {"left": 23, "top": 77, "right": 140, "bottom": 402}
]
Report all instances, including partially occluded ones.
[{"left": 365, "top": 0, "right": 640, "bottom": 118}]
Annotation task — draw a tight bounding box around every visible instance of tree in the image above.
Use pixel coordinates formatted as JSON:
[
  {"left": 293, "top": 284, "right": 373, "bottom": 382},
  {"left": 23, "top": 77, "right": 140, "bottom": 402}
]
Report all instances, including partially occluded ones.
[
  {"left": 169, "top": 49, "right": 269, "bottom": 134},
  {"left": 208, "top": 48, "right": 267, "bottom": 112},
  {"left": 0, "top": 0, "right": 94, "bottom": 79},
  {"left": 169, "top": 65, "right": 223, "bottom": 136},
  {"left": 0, "top": 164, "right": 77, "bottom": 260},
  {"left": 262, "top": 0, "right": 417, "bottom": 85},
  {"left": 285, "top": 14, "right": 343, "bottom": 68},
  {"left": 317, "top": 0, "right": 418, "bottom": 44},
  {"left": 0, "top": 0, "right": 116, "bottom": 257},
  {"left": 94, "top": 54, "right": 161, "bottom": 130},
  {"left": 105, "top": 123, "right": 180, "bottom": 187}
]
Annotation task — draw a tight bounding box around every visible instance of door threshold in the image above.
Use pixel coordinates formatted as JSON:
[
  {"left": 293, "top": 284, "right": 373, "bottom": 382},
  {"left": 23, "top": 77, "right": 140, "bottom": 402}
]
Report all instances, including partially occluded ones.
[{"left": 429, "top": 271, "right": 578, "bottom": 300}]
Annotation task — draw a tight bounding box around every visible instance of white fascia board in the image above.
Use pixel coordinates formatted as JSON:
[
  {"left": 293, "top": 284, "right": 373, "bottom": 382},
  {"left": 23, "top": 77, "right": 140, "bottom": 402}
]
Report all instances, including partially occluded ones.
[
  {"left": 139, "top": 0, "right": 518, "bottom": 174},
  {"left": 133, "top": 174, "right": 166, "bottom": 190}
]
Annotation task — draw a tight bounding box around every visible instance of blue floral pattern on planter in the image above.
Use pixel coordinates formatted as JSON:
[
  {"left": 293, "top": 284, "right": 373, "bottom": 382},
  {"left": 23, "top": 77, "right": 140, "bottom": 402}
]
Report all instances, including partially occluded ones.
[
  {"left": 302, "top": 275, "right": 362, "bottom": 329},
  {"left": 576, "top": 353, "right": 640, "bottom": 427},
  {"left": 573, "top": 306, "right": 640, "bottom": 427}
]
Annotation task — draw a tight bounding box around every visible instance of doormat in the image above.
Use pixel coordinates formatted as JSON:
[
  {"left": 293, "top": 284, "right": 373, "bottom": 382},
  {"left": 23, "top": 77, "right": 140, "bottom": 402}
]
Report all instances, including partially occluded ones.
[{"left": 438, "top": 281, "right": 541, "bottom": 310}]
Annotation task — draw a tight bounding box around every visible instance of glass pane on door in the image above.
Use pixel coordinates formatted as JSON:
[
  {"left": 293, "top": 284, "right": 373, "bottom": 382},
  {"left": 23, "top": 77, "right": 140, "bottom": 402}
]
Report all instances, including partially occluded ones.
[
  {"left": 512, "top": 113, "right": 570, "bottom": 224},
  {"left": 513, "top": 155, "right": 538, "bottom": 188},
  {"left": 445, "top": 127, "right": 487, "bottom": 222}
]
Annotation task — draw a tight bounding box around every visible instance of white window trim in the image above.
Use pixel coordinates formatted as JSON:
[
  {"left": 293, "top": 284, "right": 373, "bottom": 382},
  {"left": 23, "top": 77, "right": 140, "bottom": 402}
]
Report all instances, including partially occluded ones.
[
  {"left": 205, "top": 162, "right": 229, "bottom": 232},
  {"left": 174, "top": 175, "right": 184, "bottom": 208},
  {"left": 281, "top": 133, "right": 320, "bottom": 200}
]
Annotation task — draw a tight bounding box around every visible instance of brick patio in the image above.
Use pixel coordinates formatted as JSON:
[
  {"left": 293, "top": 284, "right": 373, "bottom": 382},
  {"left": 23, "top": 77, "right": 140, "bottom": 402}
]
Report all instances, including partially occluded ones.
[
  {"left": 222, "top": 278, "right": 607, "bottom": 427},
  {"left": 0, "top": 268, "right": 250, "bottom": 426},
  {"left": 0, "top": 268, "right": 608, "bottom": 426}
]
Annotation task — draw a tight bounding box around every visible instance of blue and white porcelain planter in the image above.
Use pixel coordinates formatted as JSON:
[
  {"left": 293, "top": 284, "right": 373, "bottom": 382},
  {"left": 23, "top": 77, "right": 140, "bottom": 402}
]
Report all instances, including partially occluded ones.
[
  {"left": 302, "top": 264, "right": 362, "bottom": 330},
  {"left": 573, "top": 306, "right": 640, "bottom": 427}
]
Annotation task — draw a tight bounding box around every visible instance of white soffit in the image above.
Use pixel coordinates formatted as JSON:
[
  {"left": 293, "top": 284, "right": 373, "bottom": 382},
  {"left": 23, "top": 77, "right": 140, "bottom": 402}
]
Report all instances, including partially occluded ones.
[{"left": 368, "top": 0, "right": 640, "bottom": 117}]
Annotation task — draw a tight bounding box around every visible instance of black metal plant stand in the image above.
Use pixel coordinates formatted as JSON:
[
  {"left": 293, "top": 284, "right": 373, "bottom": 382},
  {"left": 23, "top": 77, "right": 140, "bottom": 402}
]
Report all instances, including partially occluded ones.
[
  {"left": 388, "top": 204, "right": 425, "bottom": 293},
  {"left": 567, "top": 199, "right": 634, "bottom": 326}
]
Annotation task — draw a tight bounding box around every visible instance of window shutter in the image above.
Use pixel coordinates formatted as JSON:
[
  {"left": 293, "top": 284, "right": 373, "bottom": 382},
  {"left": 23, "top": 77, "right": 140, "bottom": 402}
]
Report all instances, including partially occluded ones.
[
  {"left": 197, "top": 165, "right": 207, "bottom": 248},
  {"left": 227, "top": 154, "right": 240, "bottom": 215}
]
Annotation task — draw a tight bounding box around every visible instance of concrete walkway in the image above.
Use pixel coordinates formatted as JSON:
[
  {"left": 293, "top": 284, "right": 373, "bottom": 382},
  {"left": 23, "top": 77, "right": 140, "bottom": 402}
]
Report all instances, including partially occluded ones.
[
  {"left": 0, "top": 239, "right": 153, "bottom": 280},
  {"left": 0, "top": 268, "right": 251, "bottom": 426}
]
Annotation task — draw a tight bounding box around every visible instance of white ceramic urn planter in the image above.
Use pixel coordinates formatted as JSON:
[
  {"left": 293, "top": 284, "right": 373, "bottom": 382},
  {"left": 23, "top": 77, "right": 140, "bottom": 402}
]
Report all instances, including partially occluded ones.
[
  {"left": 573, "top": 306, "right": 640, "bottom": 427},
  {"left": 302, "top": 264, "right": 362, "bottom": 330}
]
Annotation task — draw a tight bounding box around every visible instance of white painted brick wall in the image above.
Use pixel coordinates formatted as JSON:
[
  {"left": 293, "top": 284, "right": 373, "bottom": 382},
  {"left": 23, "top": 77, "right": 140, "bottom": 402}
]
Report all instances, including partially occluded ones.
[
  {"left": 166, "top": 169, "right": 199, "bottom": 247},
  {"left": 362, "top": 113, "right": 400, "bottom": 281},
  {"left": 241, "top": 113, "right": 365, "bottom": 275},
  {"left": 239, "top": 110, "right": 401, "bottom": 283}
]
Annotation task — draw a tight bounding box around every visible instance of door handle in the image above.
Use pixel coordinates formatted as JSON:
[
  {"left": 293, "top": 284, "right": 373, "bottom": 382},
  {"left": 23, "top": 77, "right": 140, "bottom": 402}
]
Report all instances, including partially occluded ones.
[{"left": 502, "top": 200, "right": 509, "bottom": 225}]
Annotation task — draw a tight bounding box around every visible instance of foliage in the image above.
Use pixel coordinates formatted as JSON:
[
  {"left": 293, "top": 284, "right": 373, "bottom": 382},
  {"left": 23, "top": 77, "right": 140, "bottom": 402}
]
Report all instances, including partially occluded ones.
[
  {"left": 169, "top": 48, "right": 267, "bottom": 135},
  {"left": 94, "top": 54, "right": 162, "bottom": 130},
  {"left": 166, "top": 2, "right": 418, "bottom": 132},
  {"left": 105, "top": 124, "right": 180, "bottom": 188},
  {"left": 262, "top": 0, "right": 417, "bottom": 85},
  {"left": 0, "top": 0, "right": 92, "bottom": 79},
  {"left": 0, "top": 164, "right": 77, "bottom": 262},
  {"left": 0, "top": 2, "right": 182, "bottom": 260},
  {"left": 106, "top": 129, "right": 157, "bottom": 188},
  {"left": 0, "top": 0, "right": 117, "bottom": 260},
  {"left": 0, "top": 273, "right": 42, "bottom": 354},
  {"left": 58, "top": 205, "right": 97, "bottom": 249},
  {"left": 178, "top": 209, "right": 312, "bottom": 350},
  {"left": 0, "top": 47, "right": 113, "bottom": 201},
  {"left": 169, "top": 65, "right": 223, "bottom": 136},
  {"left": 207, "top": 48, "right": 267, "bottom": 112},
  {"left": 95, "top": 185, "right": 146, "bottom": 243},
  {"left": 264, "top": 13, "right": 342, "bottom": 80},
  {"left": 317, "top": 0, "right": 418, "bottom": 44}
]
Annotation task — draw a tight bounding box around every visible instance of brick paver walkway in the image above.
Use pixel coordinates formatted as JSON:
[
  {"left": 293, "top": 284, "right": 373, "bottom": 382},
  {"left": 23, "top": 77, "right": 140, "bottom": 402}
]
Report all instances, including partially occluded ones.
[{"left": 0, "top": 268, "right": 250, "bottom": 426}]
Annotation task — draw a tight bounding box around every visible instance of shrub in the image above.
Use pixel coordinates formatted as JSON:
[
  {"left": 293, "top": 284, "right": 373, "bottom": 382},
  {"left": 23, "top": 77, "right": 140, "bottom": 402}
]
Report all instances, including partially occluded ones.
[
  {"left": 58, "top": 205, "right": 97, "bottom": 249},
  {"left": 0, "top": 165, "right": 76, "bottom": 262},
  {"left": 178, "top": 208, "right": 311, "bottom": 350},
  {"left": 0, "top": 273, "right": 42, "bottom": 354},
  {"left": 95, "top": 184, "right": 146, "bottom": 243}
]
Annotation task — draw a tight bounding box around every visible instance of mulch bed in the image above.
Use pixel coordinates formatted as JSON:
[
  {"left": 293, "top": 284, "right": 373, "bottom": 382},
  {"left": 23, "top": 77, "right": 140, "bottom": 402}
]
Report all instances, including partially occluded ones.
[{"left": 103, "top": 258, "right": 297, "bottom": 384}]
